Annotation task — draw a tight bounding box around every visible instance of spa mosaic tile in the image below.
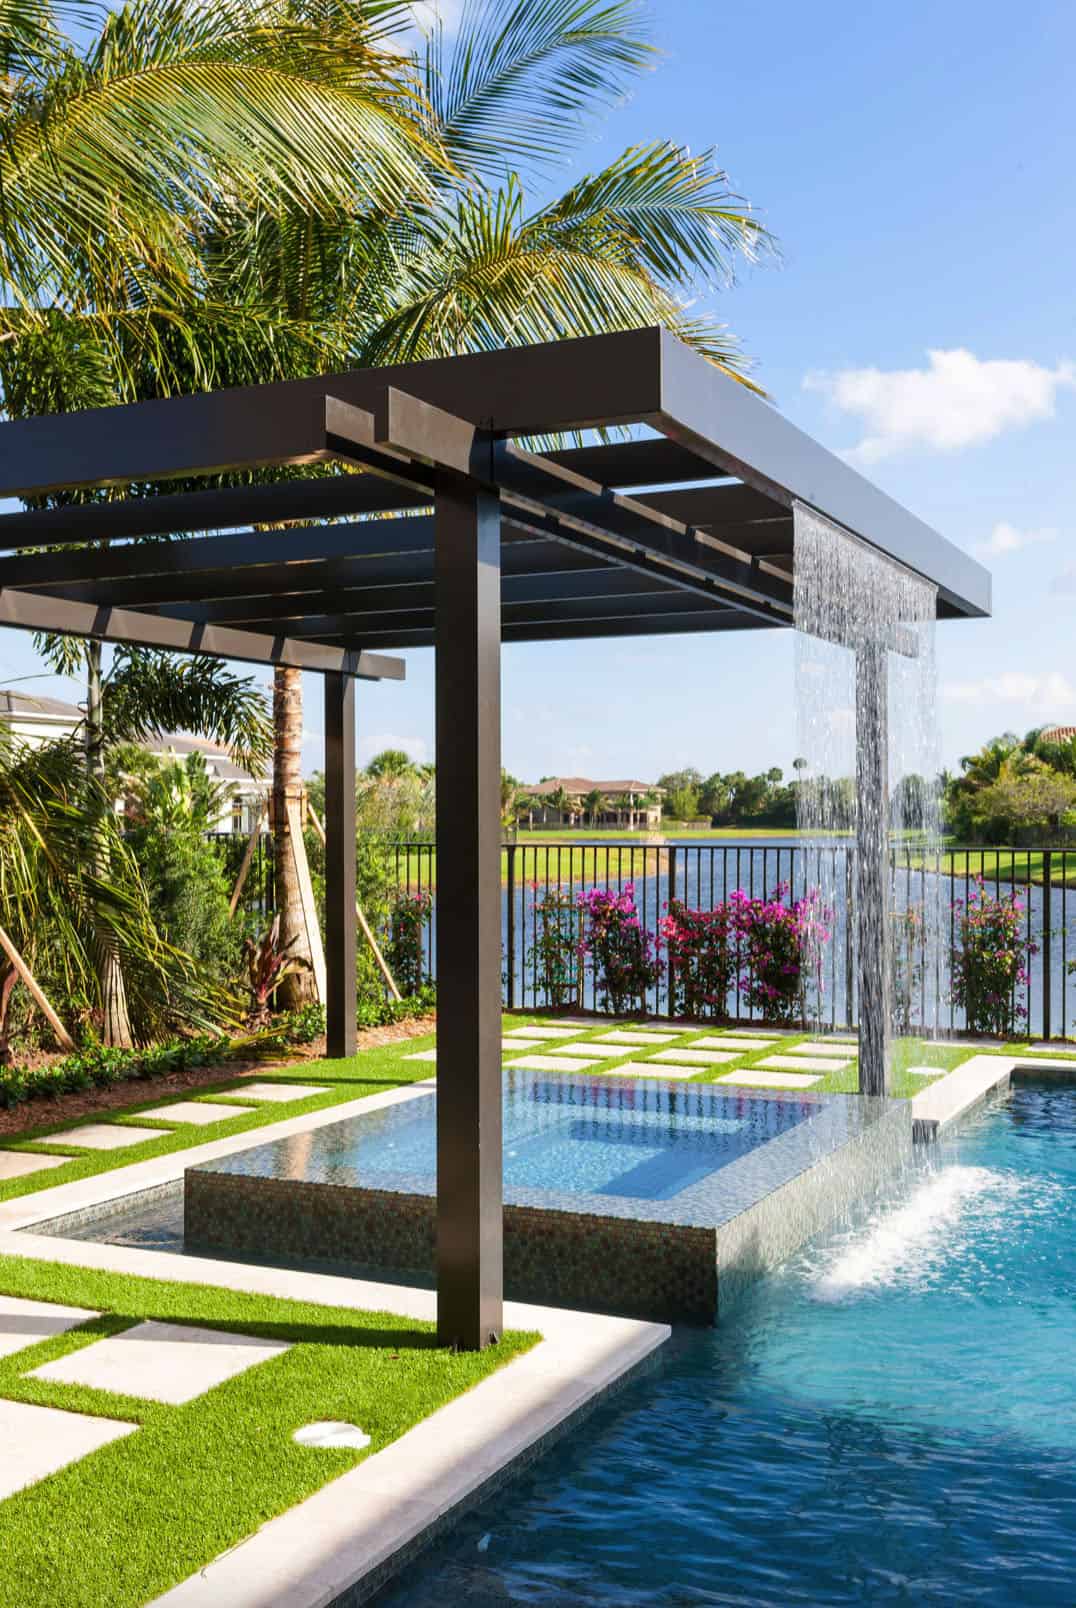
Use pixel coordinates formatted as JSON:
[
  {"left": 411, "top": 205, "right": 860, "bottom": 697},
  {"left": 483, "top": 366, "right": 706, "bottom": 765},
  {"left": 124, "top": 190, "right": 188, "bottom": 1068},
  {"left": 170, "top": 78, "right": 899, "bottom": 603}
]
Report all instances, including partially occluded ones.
[{"left": 185, "top": 1070, "right": 910, "bottom": 1323}]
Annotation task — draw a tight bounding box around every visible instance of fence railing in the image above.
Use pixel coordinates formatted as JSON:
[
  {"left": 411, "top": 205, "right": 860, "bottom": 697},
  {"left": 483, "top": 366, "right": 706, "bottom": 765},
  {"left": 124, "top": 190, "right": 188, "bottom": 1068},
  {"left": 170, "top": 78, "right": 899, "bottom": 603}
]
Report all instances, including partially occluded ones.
[
  {"left": 389, "top": 839, "right": 1075, "bottom": 1039},
  {"left": 215, "top": 831, "right": 1076, "bottom": 1038}
]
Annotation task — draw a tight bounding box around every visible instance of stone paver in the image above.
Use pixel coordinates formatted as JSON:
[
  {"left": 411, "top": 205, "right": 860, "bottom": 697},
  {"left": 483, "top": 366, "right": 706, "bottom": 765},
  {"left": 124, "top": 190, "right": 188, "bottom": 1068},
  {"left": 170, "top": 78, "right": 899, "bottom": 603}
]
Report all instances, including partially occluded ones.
[
  {"left": 402, "top": 1049, "right": 438, "bottom": 1062},
  {"left": 0, "top": 1151, "right": 71, "bottom": 1180},
  {"left": 597, "top": 1030, "right": 679, "bottom": 1045},
  {"left": 234, "top": 1082, "right": 330, "bottom": 1103},
  {"left": 148, "top": 1100, "right": 257, "bottom": 1125},
  {"left": 504, "top": 1025, "right": 581, "bottom": 1040},
  {"left": 503, "top": 1054, "right": 601, "bottom": 1072},
  {"left": 717, "top": 1069, "right": 822, "bottom": 1089},
  {"left": 0, "top": 1398, "right": 136, "bottom": 1501},
  {"left": 541, "top": 1041, "right": 626, "bottom": 1058},
  {"left": 538, "top": 1016, "right": 612, "bottom": 1028},
  {"left": 1028, "top": 1044, "right": 1076, "bottom": 1055},
  {"left": 0, "top": 1294, "right": 99, "bottom": 1361},
  {"left": 30, "top": 1319, "right": 291, "bottom": 1405},
  {"left": 755, "top": 1055, "right": 849, "bottom": 1074},
  {"left": 688, "top": 1036, "right": 777, "bottom": 1051},
  {"left": 648, "top": 1048, "right": 739, "bottom": 1065},
  {"left": 38, "top": 1123, "right": 169, "bottom": 1151},
  {"left": 906, "top": 1066, "right": 944, "bottom": 1078},
  {"left": 606, "top": 1061, "right": 697, "bottom": 1080},
  {"left": 786, "top": 1041, "right": 857, "bottom": 1057}
]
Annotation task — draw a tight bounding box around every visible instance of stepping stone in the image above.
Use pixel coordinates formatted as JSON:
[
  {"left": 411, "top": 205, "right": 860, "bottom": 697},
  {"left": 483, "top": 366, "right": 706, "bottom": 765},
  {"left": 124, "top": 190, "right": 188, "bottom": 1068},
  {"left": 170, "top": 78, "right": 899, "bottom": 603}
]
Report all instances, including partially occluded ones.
[
  {"left": 234, "top": 1082, "right": 329, "bottom": 1103},
  {"left": 755, "top": 1055, "right": 850, "bottom": 1074},
  {"left": 501, "top": 1037, "right": 548, "bottom": 1051},
  {"left": 503, "top": 1025, "right": 581, "bottom": 1040},
  {"left": 786, "top": 1041, "right": 857, "bottom": 1057},
  {"left": 597, "top": 1031, "right": 679, "bottom": 1045},
  {"left": 0, "top": 1151, "right": 71, "bottom": 1180},
  {"left": 689, "top": 1036, "right": 777, "bottom": 1051},
  {"left": 606, "top": 1061, "right": 698, "bottom": 1080},
  {"left": 831, "top": 1035, "right": 857, "bottom": 1043},
  {"left": 0, "top": 1295, "right": 99, "bottom": 1361},
  {"left": 649, "top": 1048, "right": 739, "bottom": 1065},
  {"left": 718, "top": 1069, "right": 821, "bottom": 1089},
  {"left": 906, "top": 1066, "right": 944, "bottom": 1078},
  {"left": 403, "top": 1048, "right": 438, "bottom": 1062},
  {"left": 541, "top": 1041, "right": 626, "bottom": 1058},
  {"left": 503, "top": 1054, "right": 601, "bottom": 1072},
  {"left": 30, "top": 1319, "right": 291, "bottom": 1405},
  {"left": 0, "top": 1398, "right": 136, "bottom": 1501},
  {"left": 538, "top": 1016, "right": 610, "bottom": 1028},
  {"left": 147, "top": 1100, "right": 256, "bottom": 1125},
  {"left": 1027, "top": 1045, "right": 1076, "bottom": 1055},
  {"left": 38, "top": 1123, "right": 169, "bottom": 1151}
]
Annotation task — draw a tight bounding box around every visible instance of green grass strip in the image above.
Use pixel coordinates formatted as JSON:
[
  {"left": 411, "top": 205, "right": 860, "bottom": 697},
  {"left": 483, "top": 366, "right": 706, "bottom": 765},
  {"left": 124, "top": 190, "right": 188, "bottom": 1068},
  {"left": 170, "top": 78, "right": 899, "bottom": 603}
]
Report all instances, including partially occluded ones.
[{"left": 0, "top": 1255, "right": 534, "bottom": 1608}]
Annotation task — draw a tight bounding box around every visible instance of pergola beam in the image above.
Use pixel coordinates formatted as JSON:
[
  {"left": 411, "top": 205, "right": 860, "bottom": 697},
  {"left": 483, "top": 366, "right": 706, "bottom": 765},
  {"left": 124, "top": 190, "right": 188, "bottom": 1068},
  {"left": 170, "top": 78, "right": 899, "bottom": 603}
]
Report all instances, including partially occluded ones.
[{"left": 0, "top": 587, "right": 404, "bottom": 679}]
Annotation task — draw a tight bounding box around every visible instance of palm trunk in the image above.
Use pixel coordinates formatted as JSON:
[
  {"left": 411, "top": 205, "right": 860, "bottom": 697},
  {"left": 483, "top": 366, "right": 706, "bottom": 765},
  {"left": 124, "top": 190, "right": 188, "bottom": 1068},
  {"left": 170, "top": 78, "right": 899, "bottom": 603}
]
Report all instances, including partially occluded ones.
[
  {"left": 86, "top": 641, "right": 134, "bottom": 1047},
  {"left": 272, "top": 666, "right": 317, "bottom": 1009}
]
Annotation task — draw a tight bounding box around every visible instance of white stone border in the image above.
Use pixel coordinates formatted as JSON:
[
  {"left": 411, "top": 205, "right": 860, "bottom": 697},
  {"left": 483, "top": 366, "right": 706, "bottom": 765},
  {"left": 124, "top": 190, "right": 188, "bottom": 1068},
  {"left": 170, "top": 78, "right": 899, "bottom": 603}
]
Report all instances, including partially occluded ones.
[
  {"left": 909, "top": 1053, "right": 1076, "bottom": 1141},
  {"left": 0, "top": 1075, "right": 669, "bottom": 1608}
]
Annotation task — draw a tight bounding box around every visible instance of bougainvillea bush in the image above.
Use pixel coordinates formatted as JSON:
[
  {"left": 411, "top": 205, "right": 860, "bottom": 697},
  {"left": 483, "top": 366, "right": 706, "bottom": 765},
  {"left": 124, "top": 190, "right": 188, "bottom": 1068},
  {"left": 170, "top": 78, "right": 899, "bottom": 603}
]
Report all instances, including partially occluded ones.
[
  {"left": 950, "top": 877, "right": 1035, "bottom": 1037},
  {"left": 728, "top": 883, "right": 830, "bottom": 1024},
  {"left": 660, "top": 899, "right": 736, "bottom": 1019},
  {"left": 529, "top": 885, "right": 580, "bottom": 1008},
  {"left": 578, "top": 883, "right": 662, "bottom": 1014},
  {"left": 388, "top": 889, "right": 433, "bottom": 996}
]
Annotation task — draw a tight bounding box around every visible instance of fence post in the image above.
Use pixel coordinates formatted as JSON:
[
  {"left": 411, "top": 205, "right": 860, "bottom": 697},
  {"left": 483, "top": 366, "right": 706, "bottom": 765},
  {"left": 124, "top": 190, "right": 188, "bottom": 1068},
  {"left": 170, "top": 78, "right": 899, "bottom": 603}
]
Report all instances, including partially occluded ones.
[
  {"left": 844, "top": 849, "right": 855, "bottom": 1033},
  {"left": 1042, "top": 850, "right": 1052, "bottom": 1041},
  {"left": 665, "top": 846, "right": 678, "bottom": 1017},
  {"left": 505, "top": 842, "right": 516, "bottom": 1011}
]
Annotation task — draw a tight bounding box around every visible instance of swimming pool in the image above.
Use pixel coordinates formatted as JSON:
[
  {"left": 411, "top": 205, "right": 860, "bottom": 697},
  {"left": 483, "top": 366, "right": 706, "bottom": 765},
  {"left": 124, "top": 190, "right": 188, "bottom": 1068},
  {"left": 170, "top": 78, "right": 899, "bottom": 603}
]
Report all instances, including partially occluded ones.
[{"left": 370, "top": 1079, "right": 1076, "bottom": 1607}]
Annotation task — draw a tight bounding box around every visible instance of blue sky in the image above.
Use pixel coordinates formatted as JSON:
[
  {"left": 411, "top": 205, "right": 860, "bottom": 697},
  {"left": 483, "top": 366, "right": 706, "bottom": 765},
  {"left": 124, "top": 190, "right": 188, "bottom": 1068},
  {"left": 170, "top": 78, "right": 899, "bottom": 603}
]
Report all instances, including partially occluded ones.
[{"left": 2, "top": 0, "right": 1075, "bottom": 783}]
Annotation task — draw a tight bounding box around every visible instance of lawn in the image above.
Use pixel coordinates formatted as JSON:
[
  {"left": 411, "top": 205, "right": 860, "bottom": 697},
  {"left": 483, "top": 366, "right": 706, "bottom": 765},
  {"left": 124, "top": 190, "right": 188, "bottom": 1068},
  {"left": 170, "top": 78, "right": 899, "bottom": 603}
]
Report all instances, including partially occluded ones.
[{"left": 0, "top": 1256, "right": 534, "bottom": 1608}]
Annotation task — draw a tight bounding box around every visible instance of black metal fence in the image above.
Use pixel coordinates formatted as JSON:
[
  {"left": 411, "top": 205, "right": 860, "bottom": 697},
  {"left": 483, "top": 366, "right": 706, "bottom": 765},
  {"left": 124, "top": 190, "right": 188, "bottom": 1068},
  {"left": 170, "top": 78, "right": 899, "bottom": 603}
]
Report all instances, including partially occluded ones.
[{"left": 388, "top": 839, "right": 1076, "bottom": 1040}]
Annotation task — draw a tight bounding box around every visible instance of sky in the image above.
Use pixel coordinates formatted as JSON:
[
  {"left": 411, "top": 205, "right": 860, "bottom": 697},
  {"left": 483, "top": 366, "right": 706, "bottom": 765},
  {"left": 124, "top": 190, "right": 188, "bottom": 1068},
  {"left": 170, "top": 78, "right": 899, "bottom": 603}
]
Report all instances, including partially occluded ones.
[{"left": 2, "top": 0, "right": 1075, "bottom": 784}]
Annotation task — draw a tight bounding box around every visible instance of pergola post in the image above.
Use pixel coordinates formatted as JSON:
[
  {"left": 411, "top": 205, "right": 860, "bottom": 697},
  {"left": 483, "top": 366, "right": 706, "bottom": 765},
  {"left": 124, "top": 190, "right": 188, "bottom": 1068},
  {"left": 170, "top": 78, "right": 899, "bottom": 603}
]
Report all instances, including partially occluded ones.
[
  {"left": 855, "top": 640, "right": 892, "bottom": 1095},
  {"left": 434, "top": 475, "right": 504, "bottom": 1352},
  {"left": 324, "top": 671, "right": 357, "bottom": 1059}
]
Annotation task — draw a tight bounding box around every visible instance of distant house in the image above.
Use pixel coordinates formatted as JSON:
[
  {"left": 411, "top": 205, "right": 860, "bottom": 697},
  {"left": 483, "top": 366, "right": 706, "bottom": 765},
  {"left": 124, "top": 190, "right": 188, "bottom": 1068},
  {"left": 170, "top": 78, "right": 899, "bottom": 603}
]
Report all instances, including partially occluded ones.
[
  {"left": 0, "top": 691, "right": 268, "bottom": 833},
  {"left": 1039, "top": 726, "right": 1076, "bottom": 746},
  {"left": 521, "top": 777, "right": 662, "bottom": 830}
]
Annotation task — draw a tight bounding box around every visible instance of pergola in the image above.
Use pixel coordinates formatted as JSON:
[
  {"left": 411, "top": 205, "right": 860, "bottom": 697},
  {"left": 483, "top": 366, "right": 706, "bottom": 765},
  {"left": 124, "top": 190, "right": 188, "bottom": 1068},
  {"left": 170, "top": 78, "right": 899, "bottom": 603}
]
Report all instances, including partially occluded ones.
[{"left": 0, "top": 326, "right": 990, "bottom": 1348}]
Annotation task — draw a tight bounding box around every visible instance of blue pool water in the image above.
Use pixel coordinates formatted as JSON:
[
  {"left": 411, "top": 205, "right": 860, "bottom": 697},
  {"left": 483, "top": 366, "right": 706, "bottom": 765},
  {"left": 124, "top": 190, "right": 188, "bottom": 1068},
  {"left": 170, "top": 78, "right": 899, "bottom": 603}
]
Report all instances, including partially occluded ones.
[
  {"left": 371, "top": 1081, "right": 1076, "bottom": 1607},
  {"left": 196, "top": 1071, "right": 853, "bottom": 1223}
]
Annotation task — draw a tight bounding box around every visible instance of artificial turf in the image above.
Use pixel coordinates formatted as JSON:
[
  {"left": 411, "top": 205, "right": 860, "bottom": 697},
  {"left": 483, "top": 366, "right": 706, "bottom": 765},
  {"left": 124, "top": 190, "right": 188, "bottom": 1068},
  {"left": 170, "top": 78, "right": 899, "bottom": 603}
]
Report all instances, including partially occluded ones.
[{"left": 0, "top": 1255, "right": 535, "bottom": 1608}]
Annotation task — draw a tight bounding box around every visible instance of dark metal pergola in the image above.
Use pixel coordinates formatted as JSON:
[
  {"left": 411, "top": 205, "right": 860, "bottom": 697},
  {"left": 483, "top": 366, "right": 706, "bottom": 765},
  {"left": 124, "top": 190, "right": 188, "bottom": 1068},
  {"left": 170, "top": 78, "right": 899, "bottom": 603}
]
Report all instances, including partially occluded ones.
[{"left": 0, "top": 326, "right": 990, "bottom": 1348}]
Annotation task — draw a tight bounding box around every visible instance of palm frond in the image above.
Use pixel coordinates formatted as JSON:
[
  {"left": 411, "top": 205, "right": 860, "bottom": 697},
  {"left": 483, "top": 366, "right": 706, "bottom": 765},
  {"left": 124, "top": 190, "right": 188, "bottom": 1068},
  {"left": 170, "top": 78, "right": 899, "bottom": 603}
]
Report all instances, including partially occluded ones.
[{"left": 424, "top": 0, "right": 654, "bottom": 181}]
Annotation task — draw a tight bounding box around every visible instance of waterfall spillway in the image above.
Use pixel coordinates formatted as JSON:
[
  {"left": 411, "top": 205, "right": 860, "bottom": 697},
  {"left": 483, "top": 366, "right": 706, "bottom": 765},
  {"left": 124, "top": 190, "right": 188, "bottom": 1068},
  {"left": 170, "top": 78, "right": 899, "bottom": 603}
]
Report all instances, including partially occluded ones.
[{"left": 793, "top": 505, "right": 945, "bottom": 1081}]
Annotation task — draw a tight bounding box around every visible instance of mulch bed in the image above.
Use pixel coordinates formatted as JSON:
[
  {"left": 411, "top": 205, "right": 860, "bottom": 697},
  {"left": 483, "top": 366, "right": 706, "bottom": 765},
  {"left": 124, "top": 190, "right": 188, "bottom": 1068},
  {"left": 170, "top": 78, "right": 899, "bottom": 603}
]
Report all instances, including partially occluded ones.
[{"left": 0, "top": 1013, "right": 436, "bottom": 1141}]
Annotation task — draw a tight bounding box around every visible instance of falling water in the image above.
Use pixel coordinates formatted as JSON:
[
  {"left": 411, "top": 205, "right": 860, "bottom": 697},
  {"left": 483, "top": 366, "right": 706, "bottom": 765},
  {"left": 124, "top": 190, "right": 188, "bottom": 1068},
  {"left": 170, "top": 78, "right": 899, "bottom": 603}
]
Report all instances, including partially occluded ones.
[{"left": 793, "top": 505, "right": 946, "bottom": 1063}]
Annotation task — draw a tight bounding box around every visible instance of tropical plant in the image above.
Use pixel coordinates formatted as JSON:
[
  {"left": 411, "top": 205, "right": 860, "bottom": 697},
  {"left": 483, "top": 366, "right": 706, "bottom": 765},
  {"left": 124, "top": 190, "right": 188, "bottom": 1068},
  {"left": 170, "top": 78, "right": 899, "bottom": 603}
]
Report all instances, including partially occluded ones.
[
  {"left": 387, "top": 889, "right": 433, "bottom": 996},
  {"left": 577, "top": 882, "right": 661, "bottom": 1013},
  {"left": 660, "top": 898, "right": 736, "bottom": 1019},
  {"left": 243, "top": 915, "right": 311, "bottom": 1029},
  {"left": 728, "top": 883, "right": 830, "bottom": 1024},
  {"left": 529, "top": 884, "right": 579, "bottom": 1007},
  {"left": 949, "top": 878, "right": 1035, "bottom": 1037}
]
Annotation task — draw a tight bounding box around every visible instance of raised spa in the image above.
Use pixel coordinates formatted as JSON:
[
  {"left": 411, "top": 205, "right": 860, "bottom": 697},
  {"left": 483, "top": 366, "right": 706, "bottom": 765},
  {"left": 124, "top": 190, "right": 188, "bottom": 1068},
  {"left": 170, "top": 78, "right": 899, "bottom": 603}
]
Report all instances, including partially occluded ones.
[{"left": 185, "top": 1070, "right": 910, "bottom": 1322}]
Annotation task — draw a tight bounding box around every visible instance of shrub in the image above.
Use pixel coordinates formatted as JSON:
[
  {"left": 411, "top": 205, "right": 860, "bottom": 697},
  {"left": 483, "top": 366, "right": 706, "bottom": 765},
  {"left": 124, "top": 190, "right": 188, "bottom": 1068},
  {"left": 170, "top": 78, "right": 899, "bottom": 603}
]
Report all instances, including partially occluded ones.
[
  {"left": 892, "top": 903, "right": 926, "bottom": 1035},
  {"left": 529, "top": 885, "right": 579, "bottom": 1008},
  {"left": 950, "top": 877, "right": 1035, "bottom": 1036},
  {"left": 659, "top": 899, "right": 736, "bottom": 1019},
  {"left": 388, "top": 890, "right": 433, "bottom": 996},
  {"left": 577, "top": 883, "right": 662, "bottom": 1014},
  {"left": 729, "top": 883, "right": 830, "bottom": 1024}
]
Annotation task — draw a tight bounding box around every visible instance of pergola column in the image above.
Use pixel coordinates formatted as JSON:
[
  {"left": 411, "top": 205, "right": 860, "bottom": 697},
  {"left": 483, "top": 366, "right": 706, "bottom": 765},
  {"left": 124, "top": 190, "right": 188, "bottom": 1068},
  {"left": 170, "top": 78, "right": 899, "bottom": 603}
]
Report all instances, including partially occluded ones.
[
  {"left": 855, "top": 640, "right": 892, "bottom": 1095},
  {"left": 434, "top": 475, "right": 504, "bottom": 1351},
  {"left": 324, "top": 671, "right": 357, "bottom": 1059}
]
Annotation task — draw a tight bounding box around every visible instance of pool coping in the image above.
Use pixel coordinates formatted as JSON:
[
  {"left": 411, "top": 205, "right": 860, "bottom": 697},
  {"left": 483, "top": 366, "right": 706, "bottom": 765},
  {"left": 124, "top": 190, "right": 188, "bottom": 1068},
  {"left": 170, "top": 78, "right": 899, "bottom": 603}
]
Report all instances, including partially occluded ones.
[{"left": 909, "top": 1054, "right": 1076, "bottom": 1141}]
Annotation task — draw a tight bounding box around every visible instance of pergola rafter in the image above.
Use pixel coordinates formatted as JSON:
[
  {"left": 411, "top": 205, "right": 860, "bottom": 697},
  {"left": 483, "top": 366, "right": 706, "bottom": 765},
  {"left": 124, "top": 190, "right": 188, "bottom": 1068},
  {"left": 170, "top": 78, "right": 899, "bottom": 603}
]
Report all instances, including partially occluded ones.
[{"left": 0, "top": 326, "right": 990, "bottom": 1352}]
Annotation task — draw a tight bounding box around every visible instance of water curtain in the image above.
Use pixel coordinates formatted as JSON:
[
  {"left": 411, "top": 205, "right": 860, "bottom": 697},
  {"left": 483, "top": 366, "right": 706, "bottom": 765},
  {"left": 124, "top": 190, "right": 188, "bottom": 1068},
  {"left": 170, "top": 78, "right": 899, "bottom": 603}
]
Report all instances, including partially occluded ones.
[{"left": 793, "top": 505, "right": 945, "bottom": 1082}]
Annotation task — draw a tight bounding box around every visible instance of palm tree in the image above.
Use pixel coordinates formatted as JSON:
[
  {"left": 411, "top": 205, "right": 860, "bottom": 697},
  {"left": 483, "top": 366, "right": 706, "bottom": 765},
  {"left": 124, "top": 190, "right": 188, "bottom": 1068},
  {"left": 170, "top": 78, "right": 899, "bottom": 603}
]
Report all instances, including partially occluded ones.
[
  {"left": 1, "top": 0, "right": 775, "bottom": 1023},
  {"left": 584, "top": 787, "right": 603, "bottom": 827},
  {"left": 367, "top": 749, "right": 417, "bottom": 780}
]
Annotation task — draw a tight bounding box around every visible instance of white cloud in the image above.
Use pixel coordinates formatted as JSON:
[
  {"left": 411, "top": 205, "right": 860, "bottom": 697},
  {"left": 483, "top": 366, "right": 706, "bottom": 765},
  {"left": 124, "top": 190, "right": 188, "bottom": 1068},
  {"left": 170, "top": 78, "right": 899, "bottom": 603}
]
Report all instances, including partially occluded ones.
[
  {"left": 942, "top": 671, "right": 1076, "bottom": 715},
  {"left": 804, "top": 349, "right": 1076, "bottom": 464},
  {"left": 973, "top": 521, "right": 1057, "bottom": 558}
]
